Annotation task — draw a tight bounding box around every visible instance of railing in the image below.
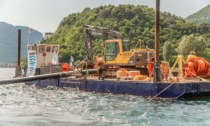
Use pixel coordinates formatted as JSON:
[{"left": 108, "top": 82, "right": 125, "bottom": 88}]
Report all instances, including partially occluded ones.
[{"left": 40, "top": 64, "right": 62, "bottom": 74}]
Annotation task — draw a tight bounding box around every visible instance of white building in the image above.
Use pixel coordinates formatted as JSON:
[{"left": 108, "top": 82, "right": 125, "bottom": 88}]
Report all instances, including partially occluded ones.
[{"left": 44, "top": 32, "right": 54, "bottom": 40}]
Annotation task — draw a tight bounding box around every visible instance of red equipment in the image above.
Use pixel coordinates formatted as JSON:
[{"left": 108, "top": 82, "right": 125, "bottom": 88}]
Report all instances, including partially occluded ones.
[
  {"left": 62, "top": 63, "right": 71, "bottom": 72},
  {"left": 184, "top": 57, "right": 210, "bottom": 77}
]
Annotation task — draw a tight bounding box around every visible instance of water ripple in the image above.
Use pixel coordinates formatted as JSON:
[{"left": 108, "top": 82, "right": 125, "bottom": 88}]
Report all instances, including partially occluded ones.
[{"left": 0, "top": 68, "right": 210, "bottom": 125}]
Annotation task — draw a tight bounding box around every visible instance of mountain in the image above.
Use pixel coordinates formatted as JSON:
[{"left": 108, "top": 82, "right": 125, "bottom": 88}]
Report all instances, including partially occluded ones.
[
  {"left": 186, "top": 4, "right": 210, "bottom": 24},
  {"left": 0, "top": 22, "right": 43, "bottom": 63}
]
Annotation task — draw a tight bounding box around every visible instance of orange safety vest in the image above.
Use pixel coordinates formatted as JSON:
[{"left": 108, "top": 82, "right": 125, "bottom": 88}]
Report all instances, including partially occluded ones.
[{"left": 147, "top": 60, "right": 154, "bottom": 77}]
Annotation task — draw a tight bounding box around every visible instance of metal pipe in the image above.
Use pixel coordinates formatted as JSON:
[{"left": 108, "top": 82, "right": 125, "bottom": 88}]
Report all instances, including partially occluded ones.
[
  {"left": 0, "top": 69, "right": 98, "bottom": 85},
  {"left": 153, "top": 0, "right": 161, "bottom": 83},
  {"left": 18, "top": 29, "right": 21, "bottom": 66},
  {"left": 155, "top": 0, "right": 160, "bottom": 63}
]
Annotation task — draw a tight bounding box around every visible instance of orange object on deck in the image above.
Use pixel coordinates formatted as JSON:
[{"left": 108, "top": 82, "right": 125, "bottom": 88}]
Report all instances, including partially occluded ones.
[
  {"left": 184, "top": 57, "right": 209, "bottom": 77},
  {"left": 62, "top": 63, "right": 71, "bottom": 72},
  {"left": 117, "top": 68, "right": 128, "bottom": 78},
  {"left": 128, "top": 71, "right": 140, "bottom": 79},
  {"left": 133, "top": 75, "right": 148, "bottom": 80},
  {"left": 161, "top": 61, "right": 169, "bottom": 78}
]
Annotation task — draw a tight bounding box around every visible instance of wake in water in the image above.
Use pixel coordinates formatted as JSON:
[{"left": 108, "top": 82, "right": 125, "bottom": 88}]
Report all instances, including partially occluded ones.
[{"left": 1, "top": 68, "right": 210, "bottom": 126}]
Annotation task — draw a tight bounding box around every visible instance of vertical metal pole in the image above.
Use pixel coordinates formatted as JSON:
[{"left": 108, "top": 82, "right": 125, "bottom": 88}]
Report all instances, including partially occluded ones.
[
  {"left": 15, "top": 29, "right": 22, "bottom": 77},
  {"left": 18, "top": 29, "right": 21, "bottom": 66},
  {"left": 155, "top": 0, "right": 160, "bottom": 63},
  {"left": 154, "top": 0, "right": 161, "bottom": 83}
]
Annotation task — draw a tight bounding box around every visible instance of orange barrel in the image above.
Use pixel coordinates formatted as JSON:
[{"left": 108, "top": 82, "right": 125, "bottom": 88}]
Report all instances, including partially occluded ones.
[
  {"left": 128, "top": 71, "right": 140, "bottom": 79},
  {"left": 161, "top": 61, "right": 169, "bottom": 78}
]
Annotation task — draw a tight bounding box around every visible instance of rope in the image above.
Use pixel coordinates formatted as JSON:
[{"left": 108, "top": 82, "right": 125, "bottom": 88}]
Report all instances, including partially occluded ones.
[
  {"left": 149, "top": 82, "right": 175, "bottom": 101},
  {"left": 186, "top": 67, "right": 207, "bottom": 82},
  {"left": 192, "top": 73, "right": 207, "bottom": 82}
]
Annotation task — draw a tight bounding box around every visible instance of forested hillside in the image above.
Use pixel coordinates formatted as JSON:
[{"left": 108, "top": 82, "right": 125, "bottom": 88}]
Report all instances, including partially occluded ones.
[
  {"left": 43, "top": 5, "right": 210, "bottom": 64},
  {"left": 186, "top": 4, "right": 210, "bottom": 24}
]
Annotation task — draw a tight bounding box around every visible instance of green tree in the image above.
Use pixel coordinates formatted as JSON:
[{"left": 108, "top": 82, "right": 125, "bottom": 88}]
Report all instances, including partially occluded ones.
[
  {"left": 176, "top": 34, "right": 206, "bottom": 57},
  {"left": 163, "top": 41, "right": 173, "bottom": 61}
]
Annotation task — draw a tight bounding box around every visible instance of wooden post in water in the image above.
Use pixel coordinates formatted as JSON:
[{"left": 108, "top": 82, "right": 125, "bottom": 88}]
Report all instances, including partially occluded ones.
[
  {"left": 153, "top": 0, "right": 162, "bottom": 83},
  {"left": 18, "top": 29, "right": 21, "bottom": 66},
  {"left": 15, "top": 29, "right": 22, "bottom": 77},
  {"left": 155, "top": 0, "right": 160, "bottom": 63}
]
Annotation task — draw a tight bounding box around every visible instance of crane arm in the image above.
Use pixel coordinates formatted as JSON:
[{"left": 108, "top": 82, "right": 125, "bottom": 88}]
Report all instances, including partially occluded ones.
[{"left": 83, "top": 24, "right": 122, "bottom": 65}]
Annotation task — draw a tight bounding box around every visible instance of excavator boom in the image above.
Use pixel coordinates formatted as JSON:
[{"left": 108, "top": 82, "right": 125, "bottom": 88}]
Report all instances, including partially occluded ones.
[{"left": 83, "top": 24, "right": 122, "bottom": 66}]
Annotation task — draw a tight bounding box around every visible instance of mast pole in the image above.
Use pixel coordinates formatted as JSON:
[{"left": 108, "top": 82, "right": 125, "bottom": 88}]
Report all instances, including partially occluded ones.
[
  {"left": 18, "top": 29, "right": 21, "bottom": 66},
  {"left": 15, "top": 29, "right": 22, "bottom": 77},
  {"left": 155, "top": 0, "right": 160, "bottom": 63},
  {"left": 153, "top": 0, "right": 162, "bottom": 83}
]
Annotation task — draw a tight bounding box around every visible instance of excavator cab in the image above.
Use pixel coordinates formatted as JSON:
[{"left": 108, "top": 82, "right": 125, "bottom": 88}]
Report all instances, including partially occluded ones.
[
  {"left": 104, "top": 39, "right": 132, "bottom": 65},
  {"left": 105, "top": 40, "right": 120, "bottom": 61},
  {"left": 122, "top": 40, "right": 130, "bottom": 51}
]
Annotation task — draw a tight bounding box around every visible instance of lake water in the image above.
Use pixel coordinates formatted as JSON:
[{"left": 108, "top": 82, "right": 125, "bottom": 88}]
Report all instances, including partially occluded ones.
[{"left": 0, "top": 68, "right": 210, "bottom": 126}]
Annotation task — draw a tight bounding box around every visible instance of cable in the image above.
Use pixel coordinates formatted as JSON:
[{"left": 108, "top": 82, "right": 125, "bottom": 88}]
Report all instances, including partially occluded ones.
[{"left": 149, "top": 82, "right": 175, "bottom": 101}]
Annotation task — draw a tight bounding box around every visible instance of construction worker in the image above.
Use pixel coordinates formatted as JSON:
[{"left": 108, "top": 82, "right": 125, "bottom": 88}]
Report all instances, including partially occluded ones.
[
  {"left": 96, "top": 57, "right": 104, "bottom": 80},
  {"left": 98, "top": 66, "right": 104, "bottom": 80},
  {"left": 147, "top": 57, "right": 155, "bottom": 78},
  {"left": 186, "top": 51, "right": 197, "bottom": 61}
]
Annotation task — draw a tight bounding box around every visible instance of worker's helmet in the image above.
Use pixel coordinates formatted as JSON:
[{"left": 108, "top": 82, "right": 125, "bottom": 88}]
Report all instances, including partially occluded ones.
[{"left": 190, "top": 51, "right": 195, "bottom": 55}]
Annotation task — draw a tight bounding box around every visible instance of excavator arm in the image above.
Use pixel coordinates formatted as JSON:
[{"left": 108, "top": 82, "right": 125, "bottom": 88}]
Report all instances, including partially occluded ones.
[{"left": 83, "top": 24, "right": 122, "bottom": 67}]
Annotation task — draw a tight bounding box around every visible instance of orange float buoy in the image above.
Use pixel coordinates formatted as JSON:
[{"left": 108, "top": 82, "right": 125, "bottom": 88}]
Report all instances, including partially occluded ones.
[{"left": 62, "top": 63, "right": 71, "bottom": 72}]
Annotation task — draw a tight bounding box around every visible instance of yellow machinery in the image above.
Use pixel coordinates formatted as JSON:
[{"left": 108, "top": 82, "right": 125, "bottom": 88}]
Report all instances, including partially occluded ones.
[
  {"left": 83, "top": 25, "right": 155, "bottom": 77},
  {"left": 104, "top": 39, "right": 154, "bottom": 66},
  {"left": 169, "top": 55, "right": 185, "bottom": 79}
]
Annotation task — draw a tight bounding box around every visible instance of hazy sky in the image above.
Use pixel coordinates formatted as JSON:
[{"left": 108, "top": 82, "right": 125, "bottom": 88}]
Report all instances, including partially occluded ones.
[{"left": 0, "top": 0, "right": 210, "bottom": 33}]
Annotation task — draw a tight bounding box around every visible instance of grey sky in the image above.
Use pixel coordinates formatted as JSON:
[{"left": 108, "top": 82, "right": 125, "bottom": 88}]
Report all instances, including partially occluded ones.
[{"left": 0, "top": 0, "right": 210, "bottom": 33}]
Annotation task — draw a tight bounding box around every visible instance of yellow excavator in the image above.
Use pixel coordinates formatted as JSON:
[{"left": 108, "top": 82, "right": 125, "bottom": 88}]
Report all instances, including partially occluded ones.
[{"left": 83, "top": 24, "right": 155, "bottom": 77}]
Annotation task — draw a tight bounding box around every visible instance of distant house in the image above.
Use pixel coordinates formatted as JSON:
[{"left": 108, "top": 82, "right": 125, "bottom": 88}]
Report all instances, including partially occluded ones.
[{"left": 44, "top": 32, "right": 54, "bottom": 40}]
